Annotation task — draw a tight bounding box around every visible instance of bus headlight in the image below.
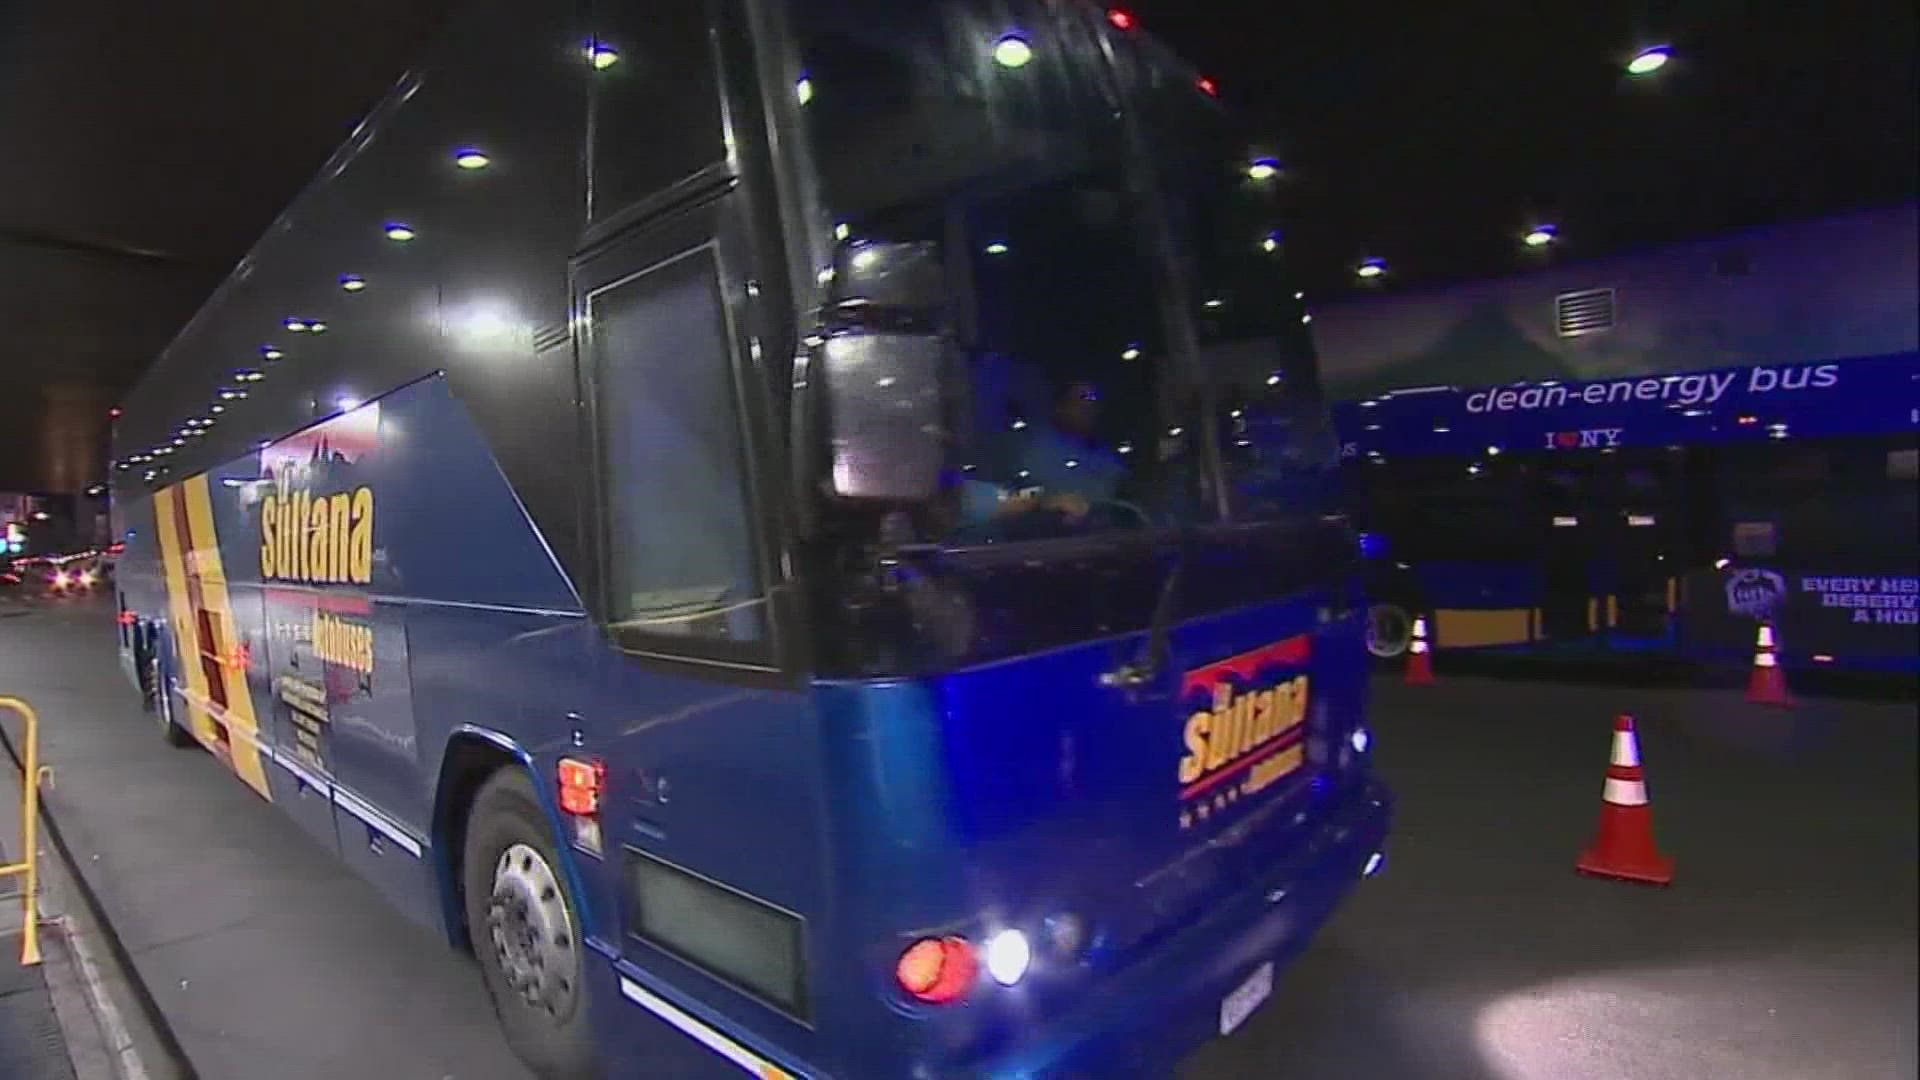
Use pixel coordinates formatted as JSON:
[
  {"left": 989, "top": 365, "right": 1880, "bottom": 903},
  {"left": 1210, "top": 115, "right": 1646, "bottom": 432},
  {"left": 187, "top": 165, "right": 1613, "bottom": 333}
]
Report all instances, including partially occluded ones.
[{"left": 984, "top": 929, "right": 1031, "bottom": 986}]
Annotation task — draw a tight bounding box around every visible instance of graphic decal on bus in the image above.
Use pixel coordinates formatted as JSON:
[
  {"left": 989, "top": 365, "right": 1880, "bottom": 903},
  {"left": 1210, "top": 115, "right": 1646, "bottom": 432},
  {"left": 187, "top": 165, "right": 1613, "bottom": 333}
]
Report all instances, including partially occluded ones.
[
  {"left": 249, "top": 405, "right": 393, "bottom": 775},
  {"left": 1725, "top": 568, "right": 1787, "bottom": 619},
  {"left": 1176, "top": 634, "right": 1311, "bottom": 829}
]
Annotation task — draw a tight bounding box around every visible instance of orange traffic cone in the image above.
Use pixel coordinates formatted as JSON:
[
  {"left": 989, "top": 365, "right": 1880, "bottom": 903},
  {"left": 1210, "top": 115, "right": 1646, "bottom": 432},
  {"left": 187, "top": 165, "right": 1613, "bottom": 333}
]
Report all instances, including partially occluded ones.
[
  {"left": 1745, "top": 620, "right": 1794, "bottom": 707},
  {"left": 1405, "top": 615, "right": 1435, "bottom": 686},
  {"left": 1576, "top": 715, "right": 1674, "bottom": 885}
]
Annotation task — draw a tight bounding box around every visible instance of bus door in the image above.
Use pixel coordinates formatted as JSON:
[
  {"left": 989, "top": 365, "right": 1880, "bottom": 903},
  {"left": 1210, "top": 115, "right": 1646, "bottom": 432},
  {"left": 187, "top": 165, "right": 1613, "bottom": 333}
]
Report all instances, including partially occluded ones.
[
  {"left": 573, "top": 191, "right": 828, "bottom": 1071},
  {"left": 1538, "top": 456, "right": 1606, "bottom": 641},
  {"left": 1607, "top": 450, "right": 1687, "bottom": 641}
]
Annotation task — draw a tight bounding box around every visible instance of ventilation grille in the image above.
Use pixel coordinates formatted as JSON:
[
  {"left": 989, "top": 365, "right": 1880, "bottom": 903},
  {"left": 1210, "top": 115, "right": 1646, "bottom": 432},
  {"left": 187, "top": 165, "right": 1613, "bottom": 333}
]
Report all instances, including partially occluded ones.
[
  {"left": 531, "top": 320, "right": 571, "bottom": 353},
  {"left": 1556, "top": 288, "right": 1616, "bottom": 337}
]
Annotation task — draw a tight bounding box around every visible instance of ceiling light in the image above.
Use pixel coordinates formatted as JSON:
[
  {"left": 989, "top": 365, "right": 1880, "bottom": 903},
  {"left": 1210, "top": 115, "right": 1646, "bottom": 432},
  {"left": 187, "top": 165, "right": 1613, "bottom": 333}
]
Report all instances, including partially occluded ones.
[
  {"left": 285, "top": 318, "right": 309, "bottom": 332},
  {"left": 262, "top": 347, "right": 283, "bottom": 360},
  {"left": 1627, "top": 46, "right": 1671, "bottom": 75},
  {"left": 385, "top": 223, "right": 416, "bottom": 242},
  {"left": 1247, "top": 158, "right": 1280, "bottom": 181},
  {"left": 340, "top": 274, "right": 366, "bottom": 291},
  {"left": 795, "top": 76, "right": 814, "bottom": 105},
  {"left": 585, "top": 42, "right": 619, "bottom": 69},
  {"left": 1523, "top": 225, "right": 1558, "bottom": 247},
  {"left": 1357, "top": 259, "right": 1386, "bottom": 279},
  {"left": 984, "top": 242, "right": 1010, "bottom": 255},
  {"left": 993, "top": 34, "right": 1033, "bottom": 68},
  {"left": 454, "top": 148, "right": 491, "bottom": 170}
]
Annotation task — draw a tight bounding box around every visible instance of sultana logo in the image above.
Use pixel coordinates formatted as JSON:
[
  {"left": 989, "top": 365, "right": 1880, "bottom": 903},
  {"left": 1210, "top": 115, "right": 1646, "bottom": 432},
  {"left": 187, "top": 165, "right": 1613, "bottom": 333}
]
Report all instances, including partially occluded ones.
[
  {"left": 1177, "top": 635, "right": 1312, "bottom": 809},
  {"left": 259, "top": 486, "right": 374, "bottom": 586}
]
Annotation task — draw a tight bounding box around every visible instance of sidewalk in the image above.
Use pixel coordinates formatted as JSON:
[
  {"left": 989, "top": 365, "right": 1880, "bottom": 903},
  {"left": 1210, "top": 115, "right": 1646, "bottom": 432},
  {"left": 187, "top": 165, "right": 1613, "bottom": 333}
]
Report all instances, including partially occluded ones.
[
  {"left": 1, "top": 834, "right": 76, "bottom": 1080},
  {"left": 1, "top": 710, "right": 149, "bottom": 1080}
]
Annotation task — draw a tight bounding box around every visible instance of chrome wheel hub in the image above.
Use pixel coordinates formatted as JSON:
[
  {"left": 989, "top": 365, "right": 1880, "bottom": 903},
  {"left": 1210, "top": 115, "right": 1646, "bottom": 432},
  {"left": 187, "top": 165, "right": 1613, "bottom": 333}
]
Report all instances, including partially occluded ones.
[
  {"left": 1365, "top": 603, "right": 1412, "bottom": 659},
  {"left": 487, "top": 842, "right": 579, "bottom": 1015}
]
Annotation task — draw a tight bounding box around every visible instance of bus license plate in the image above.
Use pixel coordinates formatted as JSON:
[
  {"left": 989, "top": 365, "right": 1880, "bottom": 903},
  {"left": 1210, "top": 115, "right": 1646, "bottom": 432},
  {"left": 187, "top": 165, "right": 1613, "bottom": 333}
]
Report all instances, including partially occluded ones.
[{"left": 1219, "top": 961, "right": 1273, "bottom": 1036}]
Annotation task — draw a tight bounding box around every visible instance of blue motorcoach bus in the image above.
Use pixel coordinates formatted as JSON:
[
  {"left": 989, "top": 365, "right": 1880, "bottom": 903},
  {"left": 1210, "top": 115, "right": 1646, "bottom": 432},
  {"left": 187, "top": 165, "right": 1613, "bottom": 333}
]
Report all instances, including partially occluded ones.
[
  {"left": 1312, "top": 208, "right": 1919, "bottom": 673},
  {"left": 108, "top": 3, "right": 1389, "bottom": 1077}
]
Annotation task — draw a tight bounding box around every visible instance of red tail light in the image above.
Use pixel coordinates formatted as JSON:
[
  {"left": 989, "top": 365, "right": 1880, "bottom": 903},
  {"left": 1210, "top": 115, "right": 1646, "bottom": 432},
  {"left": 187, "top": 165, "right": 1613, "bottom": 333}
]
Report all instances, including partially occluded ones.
[
  {"left": 557, "top": 757, "right": 607, "bottom": 816},
  {"left": 1107, "top": 8, "right": 1136, "bottom": 30},
  {"left": 1196, "top": 76, "right": 1220, "bottom": 97},
  {"left": 896, "top": 937, "right": 977, "bottom": 1004}
]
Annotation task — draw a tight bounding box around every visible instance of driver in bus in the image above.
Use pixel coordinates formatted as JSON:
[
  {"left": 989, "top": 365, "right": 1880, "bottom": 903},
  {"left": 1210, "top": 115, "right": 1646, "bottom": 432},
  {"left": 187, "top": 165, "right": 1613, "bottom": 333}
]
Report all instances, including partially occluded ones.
[{"left": 952, "top": 379, "right": 1127, "bottom": 530}]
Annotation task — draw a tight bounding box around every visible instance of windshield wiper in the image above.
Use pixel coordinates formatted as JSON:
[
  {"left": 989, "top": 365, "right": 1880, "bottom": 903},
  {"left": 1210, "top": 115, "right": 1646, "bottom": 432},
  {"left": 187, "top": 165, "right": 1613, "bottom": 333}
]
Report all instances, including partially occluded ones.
[{"left": 1100, "top": 543, "right": 1184, "bottom": 689}]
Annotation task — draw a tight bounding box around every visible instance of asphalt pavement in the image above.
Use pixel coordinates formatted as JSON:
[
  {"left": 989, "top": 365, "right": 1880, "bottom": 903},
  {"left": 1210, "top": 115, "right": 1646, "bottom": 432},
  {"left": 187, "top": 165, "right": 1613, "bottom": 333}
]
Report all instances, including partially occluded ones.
[{"left": 2, "top": 595, "right": 1914, "bottom": 1080}]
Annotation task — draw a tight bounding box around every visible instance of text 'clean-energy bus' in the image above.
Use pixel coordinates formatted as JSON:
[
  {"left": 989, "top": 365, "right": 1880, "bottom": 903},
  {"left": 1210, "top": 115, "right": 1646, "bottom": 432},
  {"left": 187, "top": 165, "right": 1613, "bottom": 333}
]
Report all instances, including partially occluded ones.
[{"left": 109, "top": 2, "right": 1391, "bottom": 1076}]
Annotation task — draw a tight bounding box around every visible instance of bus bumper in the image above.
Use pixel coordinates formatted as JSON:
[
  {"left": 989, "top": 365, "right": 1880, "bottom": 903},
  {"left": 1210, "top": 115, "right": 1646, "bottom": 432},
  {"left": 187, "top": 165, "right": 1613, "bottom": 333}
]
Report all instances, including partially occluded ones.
[{"left": 962, "top": 779, "right": 1393, "bottom": 1080}]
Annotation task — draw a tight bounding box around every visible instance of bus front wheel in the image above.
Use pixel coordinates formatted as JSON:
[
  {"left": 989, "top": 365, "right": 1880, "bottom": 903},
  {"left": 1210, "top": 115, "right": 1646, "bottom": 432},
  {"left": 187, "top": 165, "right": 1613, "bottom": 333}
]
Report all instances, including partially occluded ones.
[
  {"left": 1366, "top": 602, "right": 1414, "bottom": 660},
  {"left": 463, "top": 769, "right": 596, "bottom": 1079}
]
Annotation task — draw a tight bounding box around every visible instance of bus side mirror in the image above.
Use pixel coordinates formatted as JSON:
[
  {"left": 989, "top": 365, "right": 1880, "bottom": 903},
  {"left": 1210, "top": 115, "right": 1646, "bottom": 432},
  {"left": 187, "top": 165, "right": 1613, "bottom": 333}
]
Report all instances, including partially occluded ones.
[{"left": 820, "top": 332, "right": 947, "bottom": 501}]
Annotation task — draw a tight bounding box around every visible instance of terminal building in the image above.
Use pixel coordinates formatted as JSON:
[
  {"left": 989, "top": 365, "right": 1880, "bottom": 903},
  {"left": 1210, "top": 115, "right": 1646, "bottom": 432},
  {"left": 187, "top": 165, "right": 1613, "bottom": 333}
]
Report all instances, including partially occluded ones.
[{"left": 1312, "top": 204, "right": 1918, "bottom": 672}]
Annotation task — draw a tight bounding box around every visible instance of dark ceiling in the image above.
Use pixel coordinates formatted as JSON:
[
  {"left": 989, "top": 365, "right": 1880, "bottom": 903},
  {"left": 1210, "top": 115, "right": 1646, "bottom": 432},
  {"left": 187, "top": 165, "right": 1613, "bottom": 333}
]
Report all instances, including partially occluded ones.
[{"left": 1, "top": 0, "right": 1913, "bottom": 493}]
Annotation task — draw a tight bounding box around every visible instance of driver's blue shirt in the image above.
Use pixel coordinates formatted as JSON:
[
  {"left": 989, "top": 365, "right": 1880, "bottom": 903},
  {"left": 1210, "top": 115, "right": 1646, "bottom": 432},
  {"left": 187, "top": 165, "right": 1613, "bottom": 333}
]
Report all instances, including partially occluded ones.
[{"left": 1014, "top": 422, "right": 1125, "bottom": 502}]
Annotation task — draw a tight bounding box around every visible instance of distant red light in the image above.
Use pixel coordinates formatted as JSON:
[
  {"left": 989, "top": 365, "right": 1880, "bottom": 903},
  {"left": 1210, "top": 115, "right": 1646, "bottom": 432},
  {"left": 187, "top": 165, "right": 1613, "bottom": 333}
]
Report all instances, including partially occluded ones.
[
  {"left": 1107, "top": 9, "right": 1136, "bottom": 30},
  {"left": 1196, "top": 76, "right": 1219, "bottom": 97},
  {"left": 109, "top": 407, "right": 124, "bottom": 419},
  {"left": 118, "top": 610, "right": 138, "bottom": 627}
]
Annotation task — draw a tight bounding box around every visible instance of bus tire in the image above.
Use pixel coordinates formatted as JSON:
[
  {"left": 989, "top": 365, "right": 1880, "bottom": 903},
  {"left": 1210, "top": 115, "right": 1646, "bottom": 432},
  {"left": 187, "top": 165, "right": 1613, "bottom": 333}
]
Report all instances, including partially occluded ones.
[
  {"left": 136, "top": 637, "right": 157, "bottom": 712},
  {"left": 1365, "top": 602, "right": 1414, "bottom": 660},
  {"left": 151, "top": 655, "right": 196, "bottom": 747},
  {"left": 463, "top": 769, "right": 597, "bottom": 1079}
]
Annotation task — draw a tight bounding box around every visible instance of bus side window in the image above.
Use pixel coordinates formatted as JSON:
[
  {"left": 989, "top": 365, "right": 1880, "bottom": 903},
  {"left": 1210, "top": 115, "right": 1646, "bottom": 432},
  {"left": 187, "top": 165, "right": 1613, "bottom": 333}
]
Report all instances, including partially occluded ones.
[
  {"left": 587, "top": 248, "right": 765, "bottom": 650},
  {"left": 589, "top": 0, "right": 728, "bottom": 223}
]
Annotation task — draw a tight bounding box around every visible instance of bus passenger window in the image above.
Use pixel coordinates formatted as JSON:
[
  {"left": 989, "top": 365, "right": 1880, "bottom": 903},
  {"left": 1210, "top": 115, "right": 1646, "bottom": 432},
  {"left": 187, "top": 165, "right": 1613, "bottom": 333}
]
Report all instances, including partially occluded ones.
[{"left": 588, "top": 249, "right": 763, "bottom": 646}]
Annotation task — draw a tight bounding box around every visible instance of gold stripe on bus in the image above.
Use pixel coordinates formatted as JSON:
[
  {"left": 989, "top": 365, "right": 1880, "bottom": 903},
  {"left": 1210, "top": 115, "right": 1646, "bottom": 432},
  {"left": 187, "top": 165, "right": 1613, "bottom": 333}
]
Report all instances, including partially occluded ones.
[
  {"left": 182, "top": 475, "right": 273, "bottom": 801},
  {"left": 153, "top": 485, "right": 220, "bottom": 748}
]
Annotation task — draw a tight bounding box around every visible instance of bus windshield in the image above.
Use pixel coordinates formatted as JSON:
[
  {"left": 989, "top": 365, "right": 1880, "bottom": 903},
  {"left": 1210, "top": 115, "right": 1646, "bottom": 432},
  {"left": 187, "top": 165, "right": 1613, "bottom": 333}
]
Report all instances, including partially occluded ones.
[
  {"left": 789, "top": 0, "right": 1334, "bottom": 539},
  {"left": 784, "top": 0, "right": 1352, "bottom": 676},
  {"left": 791, "top": 0, "right": 1211, "bottom": 544}
]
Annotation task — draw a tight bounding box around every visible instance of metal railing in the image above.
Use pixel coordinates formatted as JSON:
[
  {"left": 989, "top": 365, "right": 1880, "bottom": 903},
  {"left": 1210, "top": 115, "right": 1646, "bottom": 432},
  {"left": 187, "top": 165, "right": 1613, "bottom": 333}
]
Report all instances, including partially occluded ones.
[{"left": 0, "top": 696, "right": 49, "bottom": 965}]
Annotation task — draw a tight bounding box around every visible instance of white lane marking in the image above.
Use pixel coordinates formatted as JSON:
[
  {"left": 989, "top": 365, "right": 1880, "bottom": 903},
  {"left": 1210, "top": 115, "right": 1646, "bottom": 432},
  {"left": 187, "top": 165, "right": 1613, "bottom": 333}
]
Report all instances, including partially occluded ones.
[{"left": 619, "top": 976, "right": 793, "bottom": 1079}]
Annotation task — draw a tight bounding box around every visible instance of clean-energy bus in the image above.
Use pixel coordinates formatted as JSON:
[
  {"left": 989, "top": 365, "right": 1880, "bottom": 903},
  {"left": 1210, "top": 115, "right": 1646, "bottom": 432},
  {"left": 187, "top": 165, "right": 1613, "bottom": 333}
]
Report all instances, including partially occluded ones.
[
  {"left": 1312, "top": 206, "right": 1919, "bottom": 673},
  {"left": 109, "top": 2, "right": 1387, "bottom": 1077}
]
